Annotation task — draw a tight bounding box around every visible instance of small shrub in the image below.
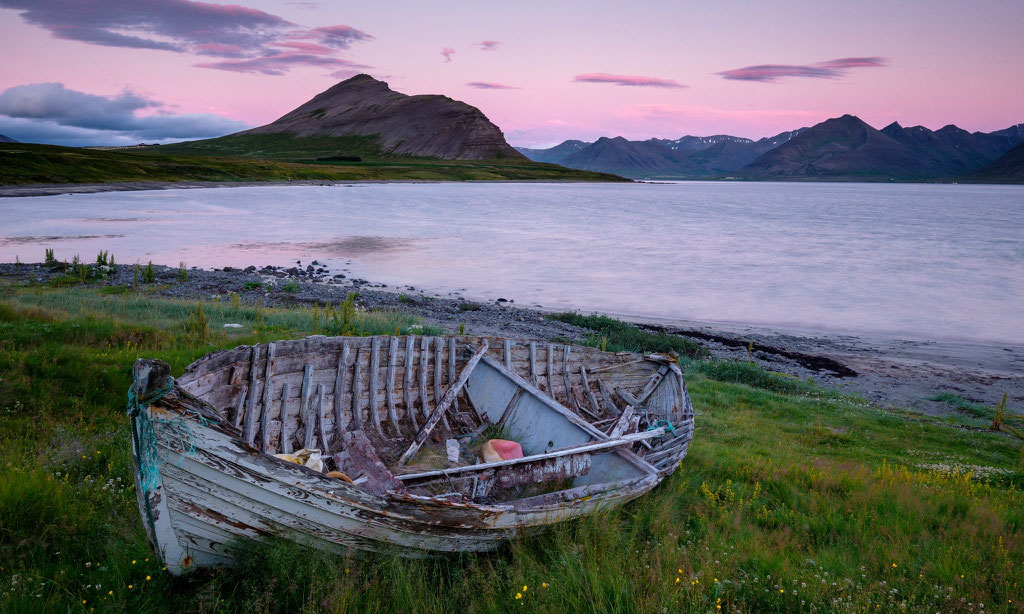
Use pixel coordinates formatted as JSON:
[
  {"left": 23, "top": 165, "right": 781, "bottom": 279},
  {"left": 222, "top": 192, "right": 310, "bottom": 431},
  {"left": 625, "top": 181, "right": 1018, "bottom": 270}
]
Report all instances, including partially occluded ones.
[
  {"left": 186, "top": 302, "right": 211, "bottom": 343},
  {"left": 95, "top": 250, "right": 108, "bottom": 266},
  {"left": 178, "top": 261, "right": 188, "bottom": 282},
  {"left": 548, "top": 312, "right": 706, "bottom": 358},
  {"left": 281, "top": 281, "right": 300, "bottom": 293},
  {"left": 43, "top": 248, "right": 57, "bottom": 268},
  {"left": 459, "top": 323, "right": 466, "bottom": 335},
  {"left": 143, "top": 261, "right": 155, "bottom": 284},
  {"left": 243, "top": 281, "right": 263, "bottom": 292}
]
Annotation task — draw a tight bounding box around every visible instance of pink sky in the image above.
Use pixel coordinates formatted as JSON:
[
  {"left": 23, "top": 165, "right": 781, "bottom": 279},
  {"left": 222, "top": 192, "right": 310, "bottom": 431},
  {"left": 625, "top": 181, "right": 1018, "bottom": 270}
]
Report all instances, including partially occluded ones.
[{"left": 1, "top": 0, "right": 1022, "bottom": 147}]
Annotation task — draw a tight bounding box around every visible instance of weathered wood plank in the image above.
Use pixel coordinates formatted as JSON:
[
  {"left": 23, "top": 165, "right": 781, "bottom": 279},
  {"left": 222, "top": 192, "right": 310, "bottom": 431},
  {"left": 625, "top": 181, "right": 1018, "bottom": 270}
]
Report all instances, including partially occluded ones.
[
  {"left": 596, "top": 377, "right": 621, "bottom": 416},
  {"left": 279, "top": 382, "right": 292, "bottom": 454},
  {"left": 636, "top": 365, "right": 669, "bottom": 404},
  {"left": 300, "top": 364, "right": 315, "bottom": 450},
  {"left": 259, "top": 380, "right": 273, "bottom": 453},
  {"left": 351, "top": 349, "right": 363, "bottom": 430},
  {"left": 503, "top": 339, "right": 512, "bottom": 369},
  {"left": 368, "top": 336, "right": 383, "bottom": 435},
  {"left": 404, "top": 336, "right": 418, "bottom": 431},
  {"left": 315, "top": 384, "right": 327, "bottom": 452},
  {"left": 579, "top": 365, "right": 602, "bottom": 418},
  {"left": 239, "top": 345, "right": 260, "bottom": 432},
  {"left": 448, "top": 339, "right": 459, "bottom": 414},
  {"left": 385, "top": 336, "right": 400, "bottom": 436},
  {"left": 397, "top": 341, "right": 489, "bottom": 465},
  {"left": 529, "top": 342, "right": 539, "bottom": 388},
  {"left": 608, "top": 406, "right": 636, "bottom": 438},
  {"left": 496, "top": 386, "right": 526, "bottom": 427},
  {"left": 334, "top": 343, "right": 349, "bottom": 438},
  {"left": 233, "top": 384, "right": 247, "bottom": 431},
  {"left": 562, "top": 345, "right": 576, "bottom": 410},
  {"left": 419, "top": 336, "right": 430, "bottom": 420},
  {"left": 433, "top": 337, "right": 450, "bottom": 433},
  {"left": 546, "top": 343, "right": 555, "bottom": 398}
]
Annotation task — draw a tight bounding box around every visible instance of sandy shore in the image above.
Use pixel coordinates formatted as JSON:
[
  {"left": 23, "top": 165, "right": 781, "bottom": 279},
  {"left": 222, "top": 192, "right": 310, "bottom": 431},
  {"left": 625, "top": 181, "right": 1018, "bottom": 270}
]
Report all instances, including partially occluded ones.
[{"left": 1, "top": 260, "right": 1020, "bottom": 417}]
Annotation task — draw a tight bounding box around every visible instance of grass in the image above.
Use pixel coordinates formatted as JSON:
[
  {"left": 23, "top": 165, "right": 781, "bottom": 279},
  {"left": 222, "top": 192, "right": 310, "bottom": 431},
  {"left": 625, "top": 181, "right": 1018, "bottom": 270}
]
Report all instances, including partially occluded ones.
[
  {"left": 0, "top": 141, "right": 626, "bottom": 186},
  {"left": 550, "top": 312, "right": 707, "bottom": 358},
  {"left": 1, "top": 280, "right": 1023, "bottom": 612}
]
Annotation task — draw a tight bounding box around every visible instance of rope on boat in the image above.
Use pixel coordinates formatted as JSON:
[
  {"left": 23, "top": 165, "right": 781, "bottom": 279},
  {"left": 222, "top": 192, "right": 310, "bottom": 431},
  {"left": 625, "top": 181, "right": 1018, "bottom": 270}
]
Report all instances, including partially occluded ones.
[
  {"left": 635, "top": 405, "right": 678, "bottom": 438},
  {"left": 127, "top": 376, "right": 210, "bottom": 493}
]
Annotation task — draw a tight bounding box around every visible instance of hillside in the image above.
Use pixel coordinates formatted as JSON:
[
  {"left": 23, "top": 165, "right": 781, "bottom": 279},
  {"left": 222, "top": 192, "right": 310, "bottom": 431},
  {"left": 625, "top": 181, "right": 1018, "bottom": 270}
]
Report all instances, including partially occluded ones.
[
  {"left": 167, "top": 74, "right": 524, "bottom": 161},
  {"left": 963, "top": 140, "right": 1024, "bottom": 183},
  {"left": 515, "top": 139, "right": 589, "bottom": 164},
  {"left": 0, "top": 142, "right": 624, "bottom": 187},
  {"left": 0, "top": 133, "right": 16, "bottom": 143}
]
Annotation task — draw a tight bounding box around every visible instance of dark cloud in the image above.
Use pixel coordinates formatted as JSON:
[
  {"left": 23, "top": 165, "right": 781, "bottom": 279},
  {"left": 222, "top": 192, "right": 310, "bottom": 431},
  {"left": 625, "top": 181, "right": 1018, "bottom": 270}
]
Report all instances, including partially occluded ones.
[
  {"left": 718, "top": 57, "right": 887, "bottom": 82},
  {"left": 573, "top": 73, "right": 688, "bottom": 89},
  {"left": 474, "top": 40, "right": 501, "bottom": 51},
  {"left": 0, "top": 83, "right": 247, "bottom": 145},
  {"left": 466, "top": 82, "right": 519, "bottom": 90},
  {"left": 0, "top": 0, "right": 373, "bottom": 75},
  {"left": 441, "top": 47, "right": 455, "bottom": 63}
]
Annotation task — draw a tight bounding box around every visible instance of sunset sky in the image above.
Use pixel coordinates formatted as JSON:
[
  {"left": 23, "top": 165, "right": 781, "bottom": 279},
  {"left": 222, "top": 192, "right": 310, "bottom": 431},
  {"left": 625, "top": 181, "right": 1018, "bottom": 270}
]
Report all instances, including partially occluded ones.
[{"left": 1, "top": 0, "right": 1022, "bottom": 147}]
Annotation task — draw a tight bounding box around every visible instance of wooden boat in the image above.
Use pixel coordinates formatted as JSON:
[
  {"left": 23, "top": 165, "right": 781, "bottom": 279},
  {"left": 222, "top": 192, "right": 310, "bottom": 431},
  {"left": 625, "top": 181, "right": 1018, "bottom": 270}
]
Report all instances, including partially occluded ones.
[{"left": 129, "top": 335, "right": 695, "bottom": 574}]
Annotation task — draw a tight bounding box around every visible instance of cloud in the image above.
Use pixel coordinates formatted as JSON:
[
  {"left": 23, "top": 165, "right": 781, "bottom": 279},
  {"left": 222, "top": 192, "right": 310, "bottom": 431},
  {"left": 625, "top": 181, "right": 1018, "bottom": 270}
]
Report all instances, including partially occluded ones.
[
  {"left": 286, "top": 1, "right": 319, "bottom": 8},
  {"left": 197, "top": 53, "right": 369, "bottom": 76},
  {"left": 717, "top": 57, "right": 887, "bottom": 82},
  {"left": 441, "top": 47, "right": 455, "bottom": 63},
  {"left": 0, "top": 0, "right": 373, "bottom": 75},
  {"left": 466, "top": 81, "right": 519, "bottom": 90},
  {"left": 306, "top": 24, "right": 373, "bottom": 50},
  {"left": 573, "top": 73, "right": 688, "bottom": 89},
  {"left": 0, "top": 82, "right": 247, "bottom": 145},
  {"left": 475, "top": 40, "right": 500, "bottom": 51}
]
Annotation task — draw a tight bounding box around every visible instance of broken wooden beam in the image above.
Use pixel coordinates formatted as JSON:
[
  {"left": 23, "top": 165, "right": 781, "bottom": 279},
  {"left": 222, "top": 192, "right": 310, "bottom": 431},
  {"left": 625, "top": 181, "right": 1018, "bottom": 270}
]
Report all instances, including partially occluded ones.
[{"left": 397, "top": 341, "right": 489, "bottom": 465}]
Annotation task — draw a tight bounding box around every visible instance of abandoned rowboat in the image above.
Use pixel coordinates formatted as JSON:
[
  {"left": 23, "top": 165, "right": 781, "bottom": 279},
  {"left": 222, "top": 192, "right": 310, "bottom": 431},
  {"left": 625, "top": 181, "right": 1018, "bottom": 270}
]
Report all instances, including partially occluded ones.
[{"left": 129, "top": 335, "right": 695, "bottom": 574}]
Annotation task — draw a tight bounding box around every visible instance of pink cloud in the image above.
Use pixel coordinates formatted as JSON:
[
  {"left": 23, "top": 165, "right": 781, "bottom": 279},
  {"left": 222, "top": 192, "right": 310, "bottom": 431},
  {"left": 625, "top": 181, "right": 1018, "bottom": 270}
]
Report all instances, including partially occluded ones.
[
  {"left": 274, "top": 40, "right": 335, "bottom": 55},
  {"left": 467, "top": 81, "right": 519, "bottom": 89},
  {"left": 718, "top": 57, "right": 887, "bottom": 82},
  {"left": 441, "top": 47, "right": 455, "bottom": 63},
  {"left": 475, "top": 40, "right": 501, "bottom": 51},
  {"left": 573, "top": 73, "right": 688, "bottom": 89},
  {"left": 196, "top": 53, "right": 370, "bottom": 76}
]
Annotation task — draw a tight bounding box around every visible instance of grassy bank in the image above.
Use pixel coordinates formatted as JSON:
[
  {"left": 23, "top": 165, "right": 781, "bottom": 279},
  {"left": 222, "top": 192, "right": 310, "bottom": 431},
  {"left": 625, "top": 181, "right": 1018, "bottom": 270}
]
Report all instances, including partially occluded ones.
[
  {"left": 0, "top": 142, "right": 625, "bottom": 186},
  {"left": 1, "top": 279, "right": 1022, "bottom": 612}
]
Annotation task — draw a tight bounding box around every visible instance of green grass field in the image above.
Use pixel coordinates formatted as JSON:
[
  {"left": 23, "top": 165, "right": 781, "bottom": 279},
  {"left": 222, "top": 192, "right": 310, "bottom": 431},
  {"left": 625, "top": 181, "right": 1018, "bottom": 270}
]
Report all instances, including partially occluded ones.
[
  {"left": 0, "top": 140, "right": 625, "bottom": 186},
  {"left": 1, "top": 277, "right": 1022, "bottom": 612}
]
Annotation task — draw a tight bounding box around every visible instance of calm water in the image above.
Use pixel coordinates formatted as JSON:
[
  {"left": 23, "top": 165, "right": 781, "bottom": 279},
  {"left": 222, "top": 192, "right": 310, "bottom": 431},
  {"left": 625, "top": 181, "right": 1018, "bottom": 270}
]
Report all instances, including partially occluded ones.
[{"left": 2, "top": 182, "right": 1022, "bottom": 343}]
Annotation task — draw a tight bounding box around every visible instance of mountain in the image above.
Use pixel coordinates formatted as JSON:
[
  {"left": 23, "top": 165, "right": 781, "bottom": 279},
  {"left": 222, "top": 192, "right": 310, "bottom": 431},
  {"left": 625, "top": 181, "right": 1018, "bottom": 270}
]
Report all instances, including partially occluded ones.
[
  {"left": 880, "top": 122, "right": 1018, "bottom": 175},
  {"left": 740, "top": 115, "right": 949, "bottom": 180},
  {"left": 171, "top": 74, "right": 524, "bottom": 161},
  {"left": 649, "top": 135, "right": 753, "bottom": 152},
  {"left": 964, "top": 141, "right": 1024, "bottom": 183},
  {"left": 559, "top": 136, "right": 699, "bottom": 177},
  {"left": 515, "top": 140, "right": 589, "bottom": 164},
  {"left": 0, "top": 133, "right": 16, "bottom": 143},
  {"left": 517, "top": 130, "right": 806, "bottom": 178}
]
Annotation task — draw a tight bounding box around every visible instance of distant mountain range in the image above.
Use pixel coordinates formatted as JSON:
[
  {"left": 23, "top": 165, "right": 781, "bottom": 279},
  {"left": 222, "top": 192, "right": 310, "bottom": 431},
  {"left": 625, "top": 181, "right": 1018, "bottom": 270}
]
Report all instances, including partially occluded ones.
[
  {"left": 0, "top": 133, "right": 17, "bottom": 143},
  {"left": 517, "top": 116, "right": 1024, "bottom": 182}
]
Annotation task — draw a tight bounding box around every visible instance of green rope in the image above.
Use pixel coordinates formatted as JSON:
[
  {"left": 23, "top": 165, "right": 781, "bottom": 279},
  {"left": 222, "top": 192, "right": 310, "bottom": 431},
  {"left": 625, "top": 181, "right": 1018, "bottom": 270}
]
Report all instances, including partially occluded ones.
[
  {"left": 127, "top": 376, "right": 176, "bottom": 493},
  {"left": 635, "top": 404, "right": 678, "bottom": 437}
]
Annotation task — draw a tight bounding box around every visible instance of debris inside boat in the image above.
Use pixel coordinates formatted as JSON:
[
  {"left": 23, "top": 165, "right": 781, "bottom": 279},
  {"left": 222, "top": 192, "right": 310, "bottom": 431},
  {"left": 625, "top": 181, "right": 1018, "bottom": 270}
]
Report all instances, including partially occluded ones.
[{"left": 128, "top": 335, "right": 695, "bottom": 574}]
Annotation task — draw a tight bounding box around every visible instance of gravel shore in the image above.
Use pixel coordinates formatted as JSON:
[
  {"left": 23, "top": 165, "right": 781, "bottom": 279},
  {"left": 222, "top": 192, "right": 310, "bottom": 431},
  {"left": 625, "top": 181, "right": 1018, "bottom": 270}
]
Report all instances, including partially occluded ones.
[{"left": 2, "top": 260, "right": 1020, "bottom": 417}]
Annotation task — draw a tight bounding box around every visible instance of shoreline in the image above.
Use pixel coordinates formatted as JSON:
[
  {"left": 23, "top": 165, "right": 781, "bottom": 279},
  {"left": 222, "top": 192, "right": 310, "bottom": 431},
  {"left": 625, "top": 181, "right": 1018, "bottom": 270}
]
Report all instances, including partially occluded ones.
[
  {"left": 1, "top": 260, "right": 1020, "bottom": 417},
  {"left": 0, "top": 178, "right": 630, "bottom": 198}
]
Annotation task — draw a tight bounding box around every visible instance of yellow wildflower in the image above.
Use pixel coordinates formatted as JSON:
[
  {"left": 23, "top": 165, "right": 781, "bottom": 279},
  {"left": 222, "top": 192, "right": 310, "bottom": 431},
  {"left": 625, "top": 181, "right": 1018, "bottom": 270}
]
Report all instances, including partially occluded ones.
[
  {"left": 542, "top": 582, "right": 548, "bottom": 588},
  {"left": 132, "top": 560, "right": 136, "bottom": 565},
  {"left": 82, "top": 600, "right": 87, "bottom": 605},
  {"left": 146, "top": 576, "right": 151, "bottom": 581},
  {"left": 128, "top": 585, "right": 133, "bottom": 589},
  {"left": 108, "top": 591, "right": 113, "bottom": 596},
  {"left": 523, "top": 585, "right": 527, "bottom": 592},
  {"left": 515, "top": 592, "right": 522, "bottom": 600},
  {"left": 675, "top": 577, "right": 680, "bottom": 583}
]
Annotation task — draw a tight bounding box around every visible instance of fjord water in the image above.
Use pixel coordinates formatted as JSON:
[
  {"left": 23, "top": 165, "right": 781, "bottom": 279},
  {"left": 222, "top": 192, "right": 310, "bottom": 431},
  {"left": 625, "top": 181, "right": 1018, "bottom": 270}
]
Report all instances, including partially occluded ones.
[{"left": 2, "top": 181, "right": 1022, "bottom": 343}]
